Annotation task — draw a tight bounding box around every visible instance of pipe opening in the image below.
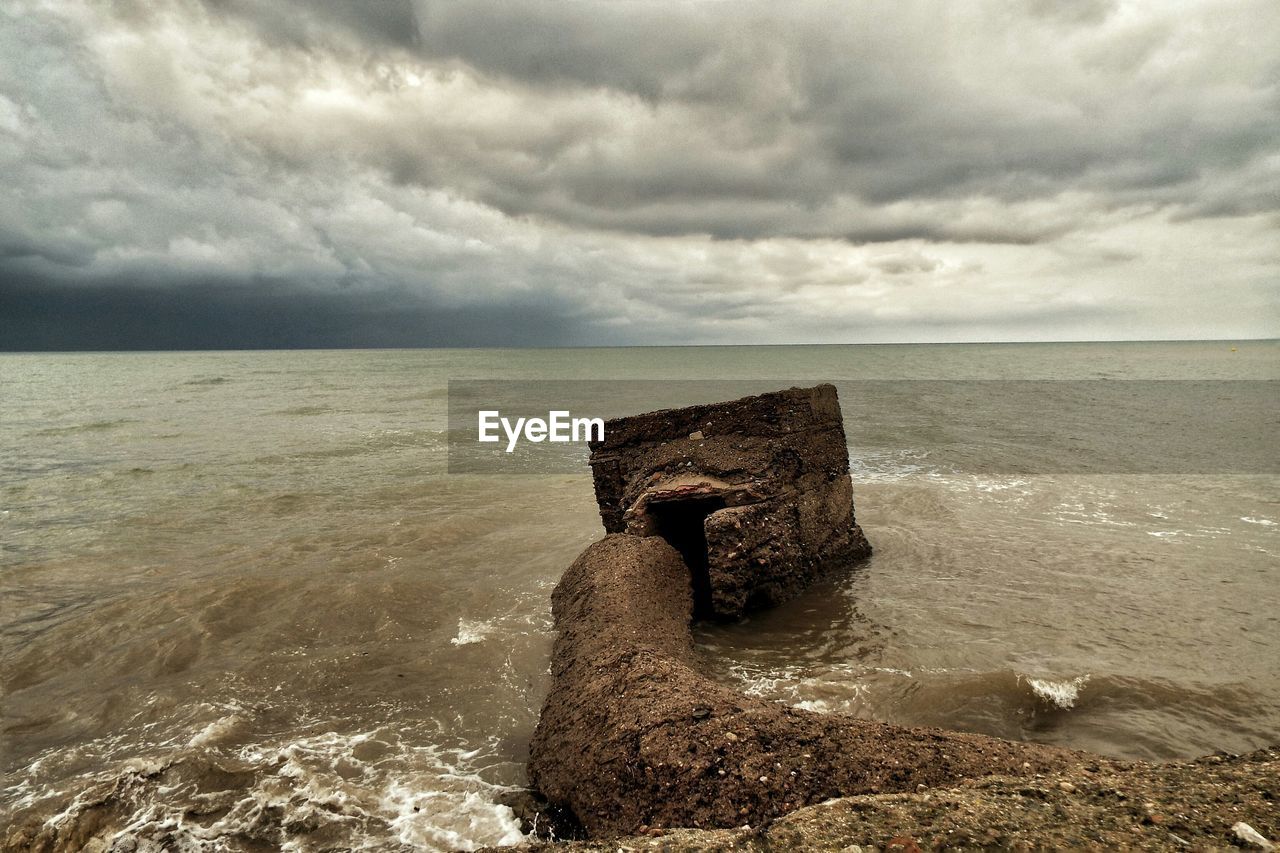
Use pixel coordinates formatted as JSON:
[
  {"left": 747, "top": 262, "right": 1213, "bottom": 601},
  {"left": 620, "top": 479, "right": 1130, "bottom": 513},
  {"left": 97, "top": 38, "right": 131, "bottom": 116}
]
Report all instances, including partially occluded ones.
[{"left": 647, "top": 496, "right": 726, "bottom": 621}]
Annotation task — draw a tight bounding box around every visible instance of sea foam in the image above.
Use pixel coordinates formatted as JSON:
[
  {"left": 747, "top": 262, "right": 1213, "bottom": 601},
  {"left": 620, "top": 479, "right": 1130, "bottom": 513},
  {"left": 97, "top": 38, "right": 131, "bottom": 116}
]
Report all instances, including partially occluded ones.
[
  {"left": 451, "top": 618, "right": 496, "bottom": 646},
  {"left": 11, "top": 727, "right": 529, "bottom": 852},
  {"left": 1025, "top": 675, "right": 1090, "bottom": 710}
]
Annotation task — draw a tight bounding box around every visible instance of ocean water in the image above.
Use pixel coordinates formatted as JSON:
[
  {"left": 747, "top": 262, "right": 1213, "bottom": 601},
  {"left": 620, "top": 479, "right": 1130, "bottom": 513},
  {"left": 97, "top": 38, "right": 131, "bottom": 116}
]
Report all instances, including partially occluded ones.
[{"left": 1, "top": 341, "right": 1277, "bottom": 851}]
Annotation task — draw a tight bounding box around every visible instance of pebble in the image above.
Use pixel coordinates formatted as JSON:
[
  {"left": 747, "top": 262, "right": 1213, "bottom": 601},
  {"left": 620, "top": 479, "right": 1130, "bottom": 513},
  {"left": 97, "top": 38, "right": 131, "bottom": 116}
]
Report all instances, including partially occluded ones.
[
  {"left": 1058, "top": 781, "right": 1076, "bottom": 793},
  {"left": 1233, "top": 822, "right": 1275, "bottom": 851}
]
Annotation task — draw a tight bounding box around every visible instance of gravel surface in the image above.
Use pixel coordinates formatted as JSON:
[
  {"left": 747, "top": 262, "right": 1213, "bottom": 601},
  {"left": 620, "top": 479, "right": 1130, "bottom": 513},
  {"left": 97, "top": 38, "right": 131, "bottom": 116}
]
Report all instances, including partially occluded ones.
[{"left": 502, "top": 747, "right": 1279, "bottom": 851}]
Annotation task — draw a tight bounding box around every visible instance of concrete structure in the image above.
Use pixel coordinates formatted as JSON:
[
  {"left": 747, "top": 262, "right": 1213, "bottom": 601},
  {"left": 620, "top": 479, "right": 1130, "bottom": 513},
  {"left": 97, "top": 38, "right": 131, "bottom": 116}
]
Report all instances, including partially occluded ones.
[
  {"left": 587, "top": 384, "right": 871, "bottom": 619},
  {"left": 528, "top": 385, "right": 1094, "bottom": 837},
  {"left": 527, "top": 534, "right": 1086, "bottom": 838}
]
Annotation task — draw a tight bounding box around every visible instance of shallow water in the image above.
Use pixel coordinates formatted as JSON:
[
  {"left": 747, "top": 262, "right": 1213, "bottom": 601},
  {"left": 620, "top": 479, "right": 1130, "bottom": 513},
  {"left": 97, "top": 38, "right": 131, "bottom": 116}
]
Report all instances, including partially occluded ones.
[{"left": 1, "top": 342, "right": 1277, "bottom": 850}]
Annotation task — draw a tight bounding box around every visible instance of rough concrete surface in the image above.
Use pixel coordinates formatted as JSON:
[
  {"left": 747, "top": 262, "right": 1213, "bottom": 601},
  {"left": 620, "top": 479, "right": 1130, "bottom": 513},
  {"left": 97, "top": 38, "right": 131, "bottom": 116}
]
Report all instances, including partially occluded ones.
[
  {"left": 526, "top": 535, "right": 1096, "bottom": 839},
  {"left": 523, "top": 385, "right": 1278, "bottom": 850},
  {"left": 507, "top": 748, "right": 1279, "bottom": 851},
  {"left": 587, "top": 384, "right": 871, "bottom": 619}
]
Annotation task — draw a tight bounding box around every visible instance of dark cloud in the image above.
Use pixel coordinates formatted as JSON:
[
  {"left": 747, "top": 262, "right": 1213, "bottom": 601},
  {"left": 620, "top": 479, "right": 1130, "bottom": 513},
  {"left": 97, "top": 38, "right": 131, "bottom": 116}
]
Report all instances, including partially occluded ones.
[
  {"left": 413, "top": 1, "right": 714, "bottom": 100},
  {"left": 425, "top": 6, "right": 1268, "bottom": 241},
  {"left": 0, "top": 274, "right": 594, "bottom": 350},
  {"left": 0, "top": 0, "right": 1275, "bottom": 348},
  {"left": 374, "top": 2, "right": 1280, "bottom": 235},
  {"left": 200, "top": 0, "right": 421, "bottom": 50}
]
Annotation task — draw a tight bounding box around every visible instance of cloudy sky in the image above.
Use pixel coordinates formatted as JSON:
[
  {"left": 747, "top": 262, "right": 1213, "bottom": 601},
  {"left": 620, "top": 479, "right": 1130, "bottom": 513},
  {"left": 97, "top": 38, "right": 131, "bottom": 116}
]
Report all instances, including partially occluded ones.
[{"left": 1, "top": 0, "right": 1276, "bottom": 348}]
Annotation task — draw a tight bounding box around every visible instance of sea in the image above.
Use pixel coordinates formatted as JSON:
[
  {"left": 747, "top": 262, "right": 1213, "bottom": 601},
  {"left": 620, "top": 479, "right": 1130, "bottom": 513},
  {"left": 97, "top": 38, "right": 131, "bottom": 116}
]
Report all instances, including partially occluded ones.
[{"left": 1, "top": 341, "right": 1277, "bottom": 851}]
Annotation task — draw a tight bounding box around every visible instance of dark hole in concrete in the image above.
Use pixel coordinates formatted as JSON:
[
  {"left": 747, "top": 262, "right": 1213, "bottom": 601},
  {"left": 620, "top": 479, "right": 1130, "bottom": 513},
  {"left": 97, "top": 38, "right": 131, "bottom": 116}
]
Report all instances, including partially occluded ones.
[{"left": 648, "top": 497, "right": 726, "bottom": 621}]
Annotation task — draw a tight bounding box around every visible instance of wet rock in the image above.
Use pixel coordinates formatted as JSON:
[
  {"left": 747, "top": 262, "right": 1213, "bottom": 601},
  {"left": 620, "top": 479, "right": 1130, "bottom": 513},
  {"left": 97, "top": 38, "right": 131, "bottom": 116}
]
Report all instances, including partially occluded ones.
[
  {"left": 521, "top": 386, "right": 1280, "bottom": 846},
  {"left": 587, "top": 384, "right": 871, "bottom": 619},
  {"left": 499, "top": 748, "right": 1280, "bottom": 852},
  {"left": 496, "top": 789, "right": 585, "bottom": 842},
  {"left": 527, "top": 387, "right": 1099, "bottom": 839},
  {"left": 526, "top": 534, "right": 1087, "bottom": 838}
]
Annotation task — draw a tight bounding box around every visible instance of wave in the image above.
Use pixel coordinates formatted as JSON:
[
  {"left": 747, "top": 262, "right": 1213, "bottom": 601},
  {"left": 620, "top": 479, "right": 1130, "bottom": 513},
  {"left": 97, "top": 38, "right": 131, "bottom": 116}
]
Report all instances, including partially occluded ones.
[
  {"left": 248, "top": 428, "right": 448, "bottom": 464},
  {"left": 451, "top": 618, "right": 497, "bottom": 646},
  {"left": 33, "top": 418, "right": 136, "bottom": 437},
  {"left": 3, "top": 726, "right": 528, "bottom": 852},
  {"left": 273, "top": 405, "right": 332, "bottom": 416},
  {"left": 847, "top": 448, "right": 932, "bottom": 482},
  {"left": 1022, "top": 674, "right": 1090, "bottom": 710},
  {"left": 714, "top": 663, "right": 1275, "bottom": 758}
]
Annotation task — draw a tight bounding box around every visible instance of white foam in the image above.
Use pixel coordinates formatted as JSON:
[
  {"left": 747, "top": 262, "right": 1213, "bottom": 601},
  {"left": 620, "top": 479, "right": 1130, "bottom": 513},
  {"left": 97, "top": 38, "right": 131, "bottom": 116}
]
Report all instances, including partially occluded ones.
[
  {"left": 384, "top": 783, "right": 525, "bottom": 851},
  {"left": 187, "top": 714, "right": 241, "bottom": 747},
  {"left": 848, "top": 449, "right": 929, "bottom": 482},
  {"left": 1242, "top": 516, "right": 1276, "bottom": 526},
  {"left": 972, "top": 478, "right": 1031, "bottom": 493},
  {"left": 451, "top": 618, "right": 496, "bottom": 646},
  {"left": 728, "top": 663, "right": 803, "bottom": 698},
  {"left": 20, "top": 728, "right": 529, "bottom": 853},
  {"left": 1025, "top": 675, "right": 1089, "bottom": 710},
  {"left": 794, "top": 699, "right": 832, "bottom": 713}
]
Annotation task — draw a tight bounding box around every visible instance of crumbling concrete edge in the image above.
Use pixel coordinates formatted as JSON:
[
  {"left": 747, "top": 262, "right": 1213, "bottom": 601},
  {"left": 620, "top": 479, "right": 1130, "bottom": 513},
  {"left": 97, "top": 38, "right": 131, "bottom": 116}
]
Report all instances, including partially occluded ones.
[{"left": 510, "top": 746, "right": 1280, "bottom": 851}]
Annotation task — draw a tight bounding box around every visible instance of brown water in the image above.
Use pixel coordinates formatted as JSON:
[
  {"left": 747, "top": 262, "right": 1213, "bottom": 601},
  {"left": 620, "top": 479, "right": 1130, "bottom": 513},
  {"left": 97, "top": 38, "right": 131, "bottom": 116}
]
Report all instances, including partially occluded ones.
[{"left": 1, "top": 342, "right": 1277, "bottom": 850}]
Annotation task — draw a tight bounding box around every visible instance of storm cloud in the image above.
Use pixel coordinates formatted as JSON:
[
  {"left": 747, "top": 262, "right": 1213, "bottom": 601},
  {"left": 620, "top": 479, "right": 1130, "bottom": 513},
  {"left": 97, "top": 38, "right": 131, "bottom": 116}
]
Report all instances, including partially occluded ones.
[{"left": 0, "top": 0, "right": 1276, "bottom": 347}]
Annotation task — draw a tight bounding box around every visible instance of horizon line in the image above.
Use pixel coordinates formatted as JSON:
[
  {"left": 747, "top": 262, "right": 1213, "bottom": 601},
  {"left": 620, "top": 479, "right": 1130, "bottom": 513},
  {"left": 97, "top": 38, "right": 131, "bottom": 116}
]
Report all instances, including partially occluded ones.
[{"left": 0, "top": 336, "right": 1277, "bottom": 355}]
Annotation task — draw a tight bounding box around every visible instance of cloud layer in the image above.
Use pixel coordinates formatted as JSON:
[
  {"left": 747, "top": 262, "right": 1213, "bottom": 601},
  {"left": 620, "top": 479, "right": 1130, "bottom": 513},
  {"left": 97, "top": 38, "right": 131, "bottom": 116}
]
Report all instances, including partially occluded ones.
[{"left": 1, "top": 0, "right": 1277, "bottom": 347}]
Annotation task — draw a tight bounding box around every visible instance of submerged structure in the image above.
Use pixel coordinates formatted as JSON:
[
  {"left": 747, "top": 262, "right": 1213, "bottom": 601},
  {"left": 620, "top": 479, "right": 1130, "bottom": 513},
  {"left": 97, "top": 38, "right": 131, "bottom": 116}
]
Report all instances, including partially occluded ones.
[
  {"left": 528, "top": 385, "right": 1087, "bottom": 837},
  {"left": 587, "top": 384, "right": 871, "bottom": 619}
]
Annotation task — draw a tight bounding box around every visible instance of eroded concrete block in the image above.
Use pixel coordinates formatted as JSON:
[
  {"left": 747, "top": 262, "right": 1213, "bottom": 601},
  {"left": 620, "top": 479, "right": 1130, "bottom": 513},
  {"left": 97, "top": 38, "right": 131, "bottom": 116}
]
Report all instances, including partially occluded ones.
[
  {"left": 526, "top": 386, "right": 1100, "bottom": 839},
  {"left": 526, "top": 534, "right": 1090, "bottom": 838},
  {"left": 587, "top": 384, "right": 871, "bottom": 618}
]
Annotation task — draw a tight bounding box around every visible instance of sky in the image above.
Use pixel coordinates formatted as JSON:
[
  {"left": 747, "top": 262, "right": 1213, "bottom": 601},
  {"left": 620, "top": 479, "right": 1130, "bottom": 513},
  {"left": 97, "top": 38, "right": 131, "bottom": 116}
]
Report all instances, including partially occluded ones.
[{"left": 0, "top": 0, "right": 1277, "bottom": 349}]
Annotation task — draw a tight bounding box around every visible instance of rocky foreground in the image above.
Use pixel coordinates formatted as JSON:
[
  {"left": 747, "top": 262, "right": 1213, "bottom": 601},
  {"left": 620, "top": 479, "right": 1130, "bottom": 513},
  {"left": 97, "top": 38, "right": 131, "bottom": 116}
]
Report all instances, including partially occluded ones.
[{"left": 502, "top": 747, "right": 1279, "bottom": 852}]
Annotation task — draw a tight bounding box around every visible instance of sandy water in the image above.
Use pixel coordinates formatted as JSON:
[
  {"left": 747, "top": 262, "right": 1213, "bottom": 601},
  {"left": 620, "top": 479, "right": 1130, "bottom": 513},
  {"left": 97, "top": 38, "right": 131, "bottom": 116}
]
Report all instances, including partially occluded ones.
[{"left": 1, "top": 342, "right": 1277, "bottom": 850}]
